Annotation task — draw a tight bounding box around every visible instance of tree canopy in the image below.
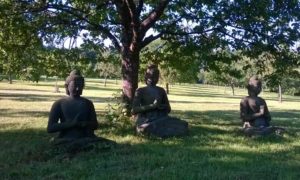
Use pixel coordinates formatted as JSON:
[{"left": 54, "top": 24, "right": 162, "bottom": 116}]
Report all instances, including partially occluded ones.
[{"left": 1, "top": 0, "right": 299, "bottom": 108}]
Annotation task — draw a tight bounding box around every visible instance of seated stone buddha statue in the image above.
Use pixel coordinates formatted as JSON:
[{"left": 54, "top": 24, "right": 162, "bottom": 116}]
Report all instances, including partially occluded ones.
[
  {"left": 47, "top": 70, "right": 115, "bottom": 152},
  {"left": 132, "top": 65, "right": 188, "bottom": 138},
  {"left": 240, "top": 76, "right": 285, "bottom": 136}
]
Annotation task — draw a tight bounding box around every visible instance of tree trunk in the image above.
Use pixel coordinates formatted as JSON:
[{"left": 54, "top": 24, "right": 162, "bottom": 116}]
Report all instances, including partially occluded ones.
[
  {"left": 104, "top": 75, "right": 107, "bottom": 87},
  {"left": 114, "top": 0, "right": 170, "bottom": 114},
  {"left": 121, "top": 50, "right": 139, "bottom": 113},
  {"left": 278, "top": 84, "right": 282, "bottom": 103},
  {"left": 166, "top": 82, "right": 169, "bottom": 94},
  {"left": 54, "top": 76, "right": 59, "bottom": 93},
  {"left": 8, "top": 73, "right": 12, "bottom": 84},
  {"left": 230, "top": 83, "right": 235, "bottom": 96}
]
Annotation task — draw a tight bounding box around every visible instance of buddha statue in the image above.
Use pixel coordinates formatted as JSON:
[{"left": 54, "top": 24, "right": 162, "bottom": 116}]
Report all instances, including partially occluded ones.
[
  {"left": 240, "top": 76, "right": 285, "bottom": 136},
  {"left": 47, "top": 70, "right": 115, "bottom": 152},
  {"left": 132, "top": 65, "right": 188, "bottom": 138}
]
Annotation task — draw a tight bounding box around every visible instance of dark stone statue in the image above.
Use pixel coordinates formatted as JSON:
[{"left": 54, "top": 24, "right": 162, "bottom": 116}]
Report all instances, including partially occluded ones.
[
  {"left": 132, "top": 65, "right": 188, "bottom": 138},
  {"left": 47, "top": 70, "right": 115, "bottom": 152},
  {"left": 240, "top": 76, "right": 285, "bottom": 136}
]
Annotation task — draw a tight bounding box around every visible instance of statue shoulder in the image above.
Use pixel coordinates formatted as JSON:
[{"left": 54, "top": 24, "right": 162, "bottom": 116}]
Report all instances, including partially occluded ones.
[
  {"left": 257, "top": 96, "right": 265, "bottom": 101},
  {"left": 241, "top": 96, "right": 249, "bottom": 101},
  {"left": 240, "top": 96, "right": 250, "bottom": 104},
  {"left": 80, "top": 97, "right": 94, "bottom": 105},
  {"left": 257, "top": 96, "right": 267, "bottom": 104},
  {"left": 156, "top": 86, "right": 167, "bottom": 93},
  {"left": 52, "top": 97, "right": 66, "bottom": 106},
  {"left": 50, "top": 98, "right": 67, "bottom": 112},
  {"left": 135, "top": 87, "right": 146, "bottom": 94}
]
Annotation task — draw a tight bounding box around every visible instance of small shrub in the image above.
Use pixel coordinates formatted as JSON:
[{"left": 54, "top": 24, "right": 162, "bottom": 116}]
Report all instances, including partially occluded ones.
[{"left": 104, "top": 90, "right": 134, "bottom": 131}]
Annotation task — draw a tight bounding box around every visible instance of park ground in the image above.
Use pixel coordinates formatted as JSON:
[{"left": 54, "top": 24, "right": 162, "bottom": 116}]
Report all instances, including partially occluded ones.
[{"left": 0, "top": 79, "right": 300, "bottom": 179}]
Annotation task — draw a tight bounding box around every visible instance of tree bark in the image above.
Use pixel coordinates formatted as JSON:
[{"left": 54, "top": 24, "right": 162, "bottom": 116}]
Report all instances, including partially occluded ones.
[
  {"left": 121, "top": 50, "right": 139, "bottom": 112},
  {"left": 115, "top": 0, "right": 170, "bottom": 113},
  {"left": 166, "top": 82, "right": 169, "bottom": 94},
  {"left": 54, "top": 76, "right": 59, "bottom": 93},
  {"left": 8, "top": 73, "right": 12, "bottom": 84},
  {"left": 230, "top": 83, "right": 235, "bottom": 96},
  {"left": 278, "top": 84, "right": 282, "bottom": 103},
  {"left": 104, "top": 75, "right": 108, "bottom": 87}
]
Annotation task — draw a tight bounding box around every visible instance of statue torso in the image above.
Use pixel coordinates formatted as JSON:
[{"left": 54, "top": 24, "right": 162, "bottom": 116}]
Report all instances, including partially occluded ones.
[
  {"left": 135, "top": 86, "right": 169, "bottom": 121},
  {"left": 240, "top": 95, "right": 271, "bottom": 124},
  {"left": 56, "top": 97, "right": 95, "bottom": 139},
  {"left": 245, "top": 96, "right": 266, "bottom": 114}
]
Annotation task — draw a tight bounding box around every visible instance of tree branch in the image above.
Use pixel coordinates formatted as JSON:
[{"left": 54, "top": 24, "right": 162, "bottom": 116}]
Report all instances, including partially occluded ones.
[
  {"left": 140, "top": 0, "right": 171, "bottom": 35},
  {"left": 136, "top": 0, "right": 144, "bottom": 16},
  {"left": 162, "top": 27, "right": 220, "bottom": 36},
  {"left": 43, "top": 3, "right": 122, "bottom": 51},
  {"left": 140, "top": 33, "right": 164, "bottom": 49},
  {"left": 114, "top": 0, "right": 132, "bottom": 45},
  {"left": 9, "top": 1, "right": 121, "bottom": 51},
  {"left": 125, "top": 0, "right": 140, "bottom": 28}
]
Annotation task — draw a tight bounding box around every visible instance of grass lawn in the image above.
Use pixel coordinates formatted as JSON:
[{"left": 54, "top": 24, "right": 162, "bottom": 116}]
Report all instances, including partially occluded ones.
[{"left": 0, "top": 79, "right": 300, "bottom": 179}]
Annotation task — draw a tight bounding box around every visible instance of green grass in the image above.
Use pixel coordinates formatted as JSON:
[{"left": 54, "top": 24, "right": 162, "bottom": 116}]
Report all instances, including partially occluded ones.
[{"left": 1, "top": 79, "right": 300, "bottom": 179}]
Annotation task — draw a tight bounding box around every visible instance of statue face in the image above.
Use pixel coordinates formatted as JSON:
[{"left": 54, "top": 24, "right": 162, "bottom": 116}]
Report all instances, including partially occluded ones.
[
  {"left": 247, "top": 82, "right": 262, "bottom": 96},
  {"left": 146, "top": 73, "right": 159, "bottom": 86},
  {"left": 67, "top": 80, "right": 83, "bottom": 97},
  {"left": 250, "top": 85, "right": 261, "bottom": 96},
  {"left": 145, "top": 67, "right": 159, "bottom": 86},
  {"left": 247, "top": 76, "right": 262, "bottom": 96}
]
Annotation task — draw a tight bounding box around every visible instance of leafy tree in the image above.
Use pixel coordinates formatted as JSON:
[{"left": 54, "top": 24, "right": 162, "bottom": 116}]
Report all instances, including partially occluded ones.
[
  {"left": 93, "top": 49, "right": 121, "bottom": 86},
  {"left": 159, "top": 66, "right": 177, "bottom": 94},
  {"left": 140, "top": 39, "right": 200, "bottom": 92},
  {"left": 241, "top": 51, "right": 300, "bottom": 102},
  {"left": 96, "top": 61, "right": 120, "bottom": 86},
  {"left": 0, "top": 9, "right": 42, "bottom": 83},
  {"left": 1, "top": 0, "right": 300, "bottom": 109},
  {"left": 264, "top": 52, "right": 300, "bottom": 102},
  {"left": 203, "top": 61, "right": 243, "bottom": 96}
]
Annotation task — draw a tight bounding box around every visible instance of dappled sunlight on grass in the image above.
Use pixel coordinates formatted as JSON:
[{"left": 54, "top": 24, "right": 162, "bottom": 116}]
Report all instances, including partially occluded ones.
[{"left": 0, "top": 79, "right": 300, "bottom": 179}]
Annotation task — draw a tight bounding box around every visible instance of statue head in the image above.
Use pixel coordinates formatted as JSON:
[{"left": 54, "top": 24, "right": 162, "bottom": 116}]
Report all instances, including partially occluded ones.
[
  {"left": 145, "top": 64, "right": 159, "bottom": 86},
  {"left": 65, "top": 70, "right": 85, "bottom": 97},
  {"left": 246, "top": 76, "right": 262, "bottom": 96}
]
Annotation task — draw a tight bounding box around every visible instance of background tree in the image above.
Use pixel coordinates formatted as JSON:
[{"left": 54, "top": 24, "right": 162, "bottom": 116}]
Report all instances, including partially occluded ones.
[
  {"left": 140, "top": 39, "right": 200, "bottom": 93},
  {"left": 240, "top": 50, "right": 300, "bottom": 102},
  {"left": 0, "top": 9, "right": 42, "bottom": 83},
  {"left": 1, "top": 0, "right": 300, "bottom": 110},
  {"left": 203, "top": 61, "right": 243, "bottom": 96},
  {"left": 95, "top": 61, "right": 120, "bottom": 87},
  {"left": 264, "top": 52, "right": 300, "bottom": 102},
  {"left": 159, "top": 65, "right": 177, "bottom": 94}
]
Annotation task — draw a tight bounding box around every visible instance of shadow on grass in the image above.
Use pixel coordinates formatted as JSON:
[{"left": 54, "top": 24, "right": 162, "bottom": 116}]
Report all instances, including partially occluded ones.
[
  {"left": 0, "top": 88, "right": 50, "bottom": 92},
  {"left": 172, "top": 110, "right": 240, "bottom": 126},
  {"left": 0, "top": 93, "right": 62, "bottom": 102},
  {"left": 172, "top": 109, "right": 300, "bottom": 127},
  {"left": 0, "top": 109, "right": 106, "bottom": 121},
  {"left": 1, "top": 119, "right": 299, "bottom": 179},
  {"left": 0, "top": 109, "right": 49, "bottom": 118},
  {"left": 169, "top": 100, "right": 238, "bottom": 104},
  {"left": 170, "top": 91, "right": 243, "bottom": 99},
  {"left": 168, "top": 84, "right": 300, "bottom": 103},
  {"left": 24, "top": 83, "right": 63, "bottom": 88},
  {"left": 0, "top": 93, "right": 111, "bottom": 103},
  {"left": 171, "top": 91, "right": 300, "bottom": 103},
  {"left": 84, "top": 85, "right": 121, "bottom": 92}
]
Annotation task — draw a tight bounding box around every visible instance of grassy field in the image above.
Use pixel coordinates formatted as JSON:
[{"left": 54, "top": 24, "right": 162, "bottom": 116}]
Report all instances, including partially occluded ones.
[{"left": 0, "top": 79, "right": 300, "bottom": 179}]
